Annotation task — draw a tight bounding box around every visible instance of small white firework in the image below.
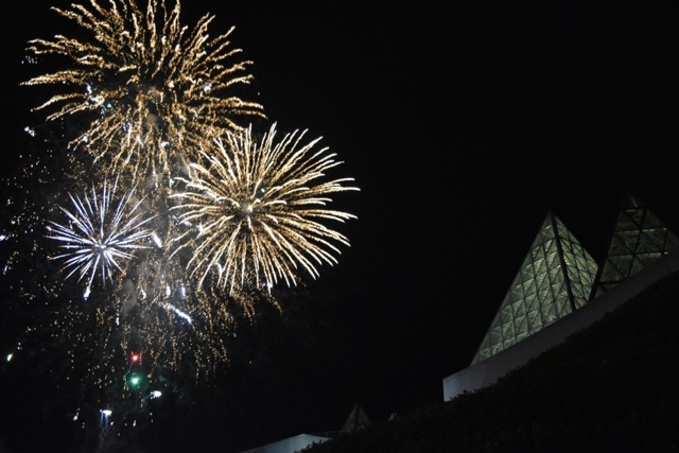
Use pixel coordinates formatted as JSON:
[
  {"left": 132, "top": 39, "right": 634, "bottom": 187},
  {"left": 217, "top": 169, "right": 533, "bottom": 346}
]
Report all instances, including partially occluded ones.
[{"left": 46, "top": 178, "right": 154, "bottom": 299}]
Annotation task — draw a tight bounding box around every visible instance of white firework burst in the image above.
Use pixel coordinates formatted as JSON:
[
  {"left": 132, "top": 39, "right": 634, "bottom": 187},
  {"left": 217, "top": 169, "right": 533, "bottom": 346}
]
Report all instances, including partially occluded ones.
[{"left": 46, "top": 178, "right": 154, "bottom": 299}]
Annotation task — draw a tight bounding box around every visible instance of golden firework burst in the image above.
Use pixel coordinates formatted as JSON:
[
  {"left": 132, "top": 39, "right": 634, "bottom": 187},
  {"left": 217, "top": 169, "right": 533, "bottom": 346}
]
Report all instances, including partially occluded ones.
[
  {"left": 22, "top": 0, "right": 266, "bottom": 186},
  {"left": 170, "top": 122, "right": 359, "bottom": 310}
]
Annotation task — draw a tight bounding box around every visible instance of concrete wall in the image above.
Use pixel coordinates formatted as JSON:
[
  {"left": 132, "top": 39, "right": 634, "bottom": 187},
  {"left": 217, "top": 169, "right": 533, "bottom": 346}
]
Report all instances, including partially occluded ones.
[{"left": 443, "top": 248, "right": 679, "bottom": 401}]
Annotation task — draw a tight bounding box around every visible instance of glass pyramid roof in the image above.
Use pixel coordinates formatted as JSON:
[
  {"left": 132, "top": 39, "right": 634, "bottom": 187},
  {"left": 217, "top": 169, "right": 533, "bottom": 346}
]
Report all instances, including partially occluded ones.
[
  {"left": 590, "top": 194, "right": 679, "bottom": 300},
  {"left": 471, "top": 212, "right": 598, "bottom": 365}
]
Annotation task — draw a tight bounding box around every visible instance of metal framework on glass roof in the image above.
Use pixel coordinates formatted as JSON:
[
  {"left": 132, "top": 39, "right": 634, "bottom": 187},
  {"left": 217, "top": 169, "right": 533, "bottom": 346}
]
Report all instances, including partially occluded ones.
[
  {"left": 471, "top": 212, "right": 599, "bottom": 365},
  {"left": 588, "top": 194, "right": 679, "bottom": 301},
  {"left": 471, "top": 194, "right": 679, "bottom": 367}
]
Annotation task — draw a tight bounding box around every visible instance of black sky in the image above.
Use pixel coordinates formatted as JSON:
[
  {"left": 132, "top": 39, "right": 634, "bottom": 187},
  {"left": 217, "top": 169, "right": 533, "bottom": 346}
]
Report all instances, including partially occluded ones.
[{"left": 2, "top": 1, "right": 679, "bottom": 452}]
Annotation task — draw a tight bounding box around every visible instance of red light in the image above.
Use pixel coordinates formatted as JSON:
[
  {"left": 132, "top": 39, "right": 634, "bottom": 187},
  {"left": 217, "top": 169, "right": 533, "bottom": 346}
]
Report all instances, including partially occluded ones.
[{"left": 130, "top": 353, "right": 140, "bottom": 363}]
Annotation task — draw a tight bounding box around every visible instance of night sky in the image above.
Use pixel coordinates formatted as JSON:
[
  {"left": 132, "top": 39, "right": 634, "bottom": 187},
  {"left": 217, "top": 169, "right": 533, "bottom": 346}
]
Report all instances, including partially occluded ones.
[{"left": 2, "top": 1, "right": 678, "bottom": 452}]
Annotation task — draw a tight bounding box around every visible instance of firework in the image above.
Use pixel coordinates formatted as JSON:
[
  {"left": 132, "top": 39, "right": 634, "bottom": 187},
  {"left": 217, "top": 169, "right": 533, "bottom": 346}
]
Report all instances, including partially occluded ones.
[
  {"left": 11, "top": 1, "right": 362, "bottom": 444},
  {"left": 170, "top": 123, "right": 359, "bottom": 308},
  {"left": 46, "top": 178, "right": 154, "bottom": 299},
  {"left": 22, "top": 0, "right": 266, "bottom": 185}
]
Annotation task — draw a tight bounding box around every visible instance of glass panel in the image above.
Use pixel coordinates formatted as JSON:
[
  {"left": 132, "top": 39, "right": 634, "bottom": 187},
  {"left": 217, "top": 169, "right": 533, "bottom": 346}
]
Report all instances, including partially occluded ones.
[{"left": 471, "top": 212, "right": 600, "bottom": 364}]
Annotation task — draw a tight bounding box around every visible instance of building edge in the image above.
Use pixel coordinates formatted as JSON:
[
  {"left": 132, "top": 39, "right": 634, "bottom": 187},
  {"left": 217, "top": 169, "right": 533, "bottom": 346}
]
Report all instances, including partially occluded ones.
[{"left": 442, "top": 246, "right": 679, "bottom": 401}]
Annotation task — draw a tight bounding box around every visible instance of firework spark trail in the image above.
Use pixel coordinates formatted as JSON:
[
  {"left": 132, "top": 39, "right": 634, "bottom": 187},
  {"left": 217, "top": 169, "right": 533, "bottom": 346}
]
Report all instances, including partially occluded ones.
[
  {"left": 17, "top": 0, "right": 268, "bottom": 383},
  {"left": 170, "top": 122, "right": 359, "bottom": 311},
  {"left": 46, "top": 178, "right": 154, "bottom": 299},
  {"left": 22, "top": 0, "right": 266, "bottom": 187},
  {"left": 12, "top": 0, "right": 361, "bottom": 441}
]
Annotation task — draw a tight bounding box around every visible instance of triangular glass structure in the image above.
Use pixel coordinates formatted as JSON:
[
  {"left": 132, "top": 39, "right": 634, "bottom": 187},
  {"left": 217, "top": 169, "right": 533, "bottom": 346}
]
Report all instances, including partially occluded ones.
[
  {"left": 589, "top": 194, "right": 679, "bottom": 300},
  {"left": 340, "top": 403, "right": 371, "bottom": 433},
  {"left": 471, "top": 212, "right": 598, "bottom": 365}
]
